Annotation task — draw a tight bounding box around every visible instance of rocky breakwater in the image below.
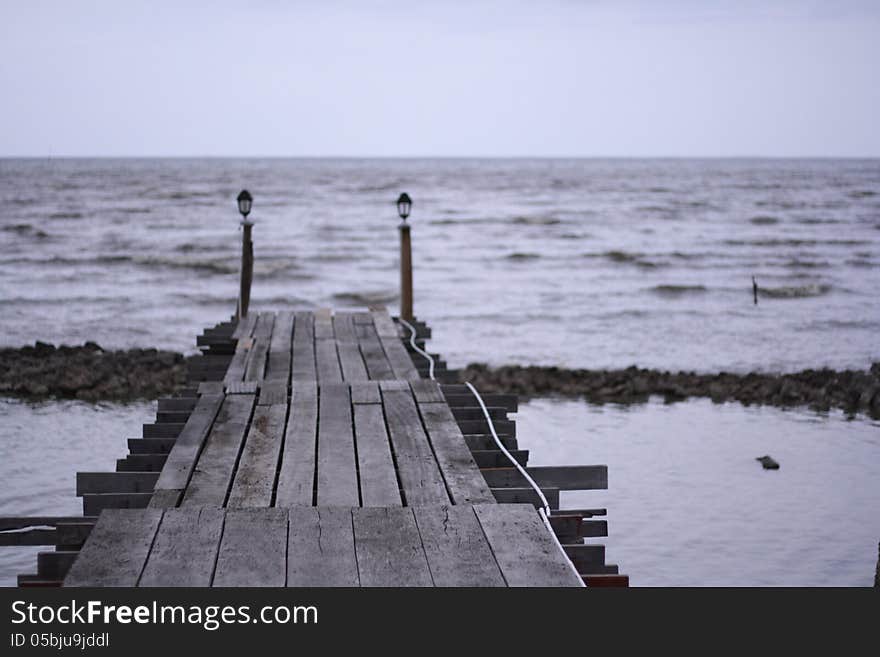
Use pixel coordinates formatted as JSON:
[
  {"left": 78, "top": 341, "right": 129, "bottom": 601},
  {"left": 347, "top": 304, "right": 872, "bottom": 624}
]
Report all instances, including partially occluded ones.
[
  {"left": 459, "top": 363, "right": 880, "bottom": 419},
  {"left": 0, "top": 342, "right": 188, "bottom": 402}
]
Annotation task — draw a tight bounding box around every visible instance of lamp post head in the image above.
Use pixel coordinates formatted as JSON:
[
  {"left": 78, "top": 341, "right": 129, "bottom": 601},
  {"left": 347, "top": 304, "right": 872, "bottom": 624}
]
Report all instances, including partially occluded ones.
[
  {"left": 396, "top": 192, "right": 412, "bottom": 222},
  {"left": 237, "top": 189, "right": 253, "bottom": 221}
]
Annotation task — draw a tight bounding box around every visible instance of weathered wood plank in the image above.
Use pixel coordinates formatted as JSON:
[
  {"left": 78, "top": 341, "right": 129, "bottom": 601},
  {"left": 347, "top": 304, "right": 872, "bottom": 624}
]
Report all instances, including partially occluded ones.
[
  {"left": 356, "top": 324, "right": 395, "bottom": 381},
  {"left": 353, "top": 507, "right": 433, "bottom": 587},
  {"left": 287, "top": 507, "right": 359, "bottom": 587},
  {"left": 444, "top": 393, "right": 518, "bottom": 412},
  {"left": 490, "top": 487, "right": 559, "bottom": 509},
  {"left": 332, "top": 312, "right": 357, "bottom": 342},
  {"left": 76, "top": 472, "right": 158, "bottom": 495},
  {"left": 139, "top": 508, "right": 225, "bottom": 587},
  {"left": 265, "top": 310, "right": 294, "bottom": 381},
  {"left": 350, "top": 381, "right": 381, "bottom": 404},
  {"left": 213, "top": 508, "right": 288, "bottom": 587},
  {"left": 337, "top": 342, "right": 369, "bottom": 382},
  {"left": 413, "top": 505, "right": 505, "bottom": 587},
  {"left": 244, "top": 312, "right": 275, "bottom": 381},
  {"left": 64, "top": 509, "right": 163, "bottom": 587},
  {"left": 228, "top": 403, "right": 287, "bottom": 508},
  {"left": 353, "top": 403, "right": 401, "bottom": 507},
  {"left": 275, "top": 381, "right": 317, "bottom": 506},
  {"left": 314, "top": 307, "right": 334, "bottom": 338},
  {"left": 380, "top": 387, "right": 449, "bottom": 506},
  {"left": 410, "top": 379, "right": 446, "bottom": 403},
  {"left": 370, "top": 307, "right": 399, "bottom": 338},
  {"left": 315, "top": 339, "right": 342, "bottom": 383},
  {"left": 231, "top": 313, "right": 257, "bottom": 340},
  {"left": 181, "top": 394, "right": 255, "bottom": 507},
  {"left": 474, "top": 503, "right": 581, "bottom": 587},
  {"left": 82, "top": 493, "right": 152, "bottom": 515},
  {"left": 417, "top": 401, "right": 495, "bottom": 505},
  {"left": 226, "top": 380, "right": 258, "bottom": 395},
  {"left": 291, "top": 311, "right": 316, "bottom": 381},
  {"left": 480, "top": 465, "right": 608, "bottom": 491},
  {"left": 154, "top": 393, "right": 224, "bottom": 493},
  {"left": 258, "top": 380, "right": 288, "bottom": 405},
  {"left": 464, "top": 434, "right": 518, "bottom": 451},
  {"left": 316, "top": 383, "right": 359, "bottom": 506},
  {"left": 470, "top": 449, "right": 530, "bottom": 468},
  {"left": 378, "top": 332, "right": 421, "bottom": 381}
]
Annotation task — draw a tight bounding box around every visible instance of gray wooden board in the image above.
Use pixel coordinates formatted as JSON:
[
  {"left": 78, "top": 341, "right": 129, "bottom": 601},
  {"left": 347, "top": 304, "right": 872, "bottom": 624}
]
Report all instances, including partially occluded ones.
[
  {"left": 274, "top": 382, "right": 317, "bottom": 506},
  {"left": 380, "top": 388, "right": 449, "bottom": 506},
  {"left": 76, "top": 472, "right": 158, "bottom": 495},
  {"left": 316, "top": 383, "right": 359, "bottom": 506},
  {"left": 413, "top": 505, "right": 505, "bottom": 587},
  {"left": 64, "top": 509, "right": 163, "bottom": 587},
  {"left": 315, "top": 339, "right": 342, "bottom": 383},
  {"left": 226, "top": 381, "right": 258, "bottom": 394},
  {"left": 353, "top": 507, "right": 433, "bottom": 587},
  {"left": 139, "top": 508, "right": 225, "bottom": 587},
  {"left": 181, "top": 394, "right": 255, "bottom": 507},
  {"left": 370, "top": 308, "right": 399, "bottom": 338},
  {"left": 266, "top": 311, "right": 294, "bottom": 381},
  {"left": 213, "top": 508, "right": 288, "bottom": 587},
  {"left": 417, "top": 402, "right": 495, "bottom": 505},
  {"left": 232, "top": 313, "right": 257, "bottom": 340},
  {"left": 352, "top": 312, "right": 373, "bottom": 325},
  {"left": 337, "top": 341, "right": 369, "bottom": 382},
  {"left": 332, "top": 313, "right": 357, "bottom": 342},
  {"left": 410, "top": 380, "right": 446, "bottom": 403},
  {"left": 481, "top": 465, "right": 608, "bottom": 491},
  {"left": 350, "top": 382, "right": 381, "bottom": 404},
  {"left": 153, "top": 394, "right": 224, "bottom": 492},
  {"left": 258, "top": 380, "right": 288, "bottom": 405},
  {"left": 148, "top": 489, "right": 181, "bottom": 510},
  {"left": 473, "top": 503, "right": 581, "bottom": 587},
  {"left": 198, "top": 382, "right": 225, "bottom": 395},
  {"left": 287, "top": 507, "right": 359, "bottom": 587},
  {"left": 356, "top": 325, "right": 395, "bottom": 380},
  {"left": 291, "top": 312, "right": 316, "bottom": 381},
  {"left": 228, "top": 403, "right": 287, "bottom": 508},
  {"left": 223, "top": 345, "right": 250, "bottom": 384},
  {"left": 245, "top": 312, "right": 275, "bottom": 381},
  {"left": 353, "top": 404, "right": 401, "bottom": 507},
  {"left": 378, "top": 333, "right": 421, "bottom": 381},
  {"left": 490, "top": 487, "right": 560, "bottom": 509},
  {"left": 313, "top": 307, "right": 334, "bottom": 339}
]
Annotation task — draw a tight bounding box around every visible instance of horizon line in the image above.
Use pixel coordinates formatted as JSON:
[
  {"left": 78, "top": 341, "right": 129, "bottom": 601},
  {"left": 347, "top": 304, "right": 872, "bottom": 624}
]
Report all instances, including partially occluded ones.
[{"left": 2, "top": 154, "right": 880, "bottom": 160}]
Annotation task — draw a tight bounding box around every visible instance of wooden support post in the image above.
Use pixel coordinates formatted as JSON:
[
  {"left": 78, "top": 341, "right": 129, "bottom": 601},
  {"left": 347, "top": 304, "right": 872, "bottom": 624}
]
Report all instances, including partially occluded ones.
[
  {"left": 236, "top": 221, "right": 254, "bottom": 320},
  {"left": 399, "top": 222, "right": 413, "bottom": 321}
]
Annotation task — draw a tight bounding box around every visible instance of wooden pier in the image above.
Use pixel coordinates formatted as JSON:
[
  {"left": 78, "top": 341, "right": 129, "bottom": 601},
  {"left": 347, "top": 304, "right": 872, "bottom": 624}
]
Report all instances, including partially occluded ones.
[{"left": 3, "top": 308, "right": 626, "bottom": 587}]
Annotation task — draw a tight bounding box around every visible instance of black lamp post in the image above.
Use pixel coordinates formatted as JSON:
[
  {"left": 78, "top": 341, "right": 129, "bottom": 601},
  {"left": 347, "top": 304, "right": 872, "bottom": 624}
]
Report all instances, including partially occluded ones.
[
  {"left": 237, "top": 189, "right": 253, "bottom": 223},
  {"left": 397, "top": 192, "right": 412, "bottom": 222},
  {"left": 235, "top": 190, "right": 254, "bottom": 320},
  {"left": 397, "top": 193, "right": 413, "bottom": 320}
]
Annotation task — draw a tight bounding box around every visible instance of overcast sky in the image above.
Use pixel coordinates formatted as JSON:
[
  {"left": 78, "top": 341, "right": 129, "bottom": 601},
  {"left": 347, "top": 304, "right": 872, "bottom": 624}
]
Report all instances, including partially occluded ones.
[{"left": 2, "top": 1, "right": 878, "bottom": 157}]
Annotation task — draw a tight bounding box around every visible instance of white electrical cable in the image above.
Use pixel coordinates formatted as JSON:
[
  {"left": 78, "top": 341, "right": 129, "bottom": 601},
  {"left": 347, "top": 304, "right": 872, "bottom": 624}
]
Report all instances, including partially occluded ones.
[{"left": 399, "top": 317, "right": 586, "bottom": 587}]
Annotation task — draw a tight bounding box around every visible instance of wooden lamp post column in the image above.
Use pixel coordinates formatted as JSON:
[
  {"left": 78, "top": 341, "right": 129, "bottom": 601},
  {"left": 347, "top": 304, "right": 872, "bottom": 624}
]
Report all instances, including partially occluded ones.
[
  {"left": 235, "top": 189, "right": 254, "bottom": 321},
  {"left": 397, "top": 193, "right": 413, "bottom": 322}
]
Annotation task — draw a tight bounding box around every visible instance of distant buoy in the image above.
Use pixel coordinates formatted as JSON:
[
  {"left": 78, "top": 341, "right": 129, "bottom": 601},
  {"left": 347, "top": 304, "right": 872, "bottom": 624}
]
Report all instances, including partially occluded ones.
[{"left": 756, "top": 455, "right": 779, "bottom": 470}]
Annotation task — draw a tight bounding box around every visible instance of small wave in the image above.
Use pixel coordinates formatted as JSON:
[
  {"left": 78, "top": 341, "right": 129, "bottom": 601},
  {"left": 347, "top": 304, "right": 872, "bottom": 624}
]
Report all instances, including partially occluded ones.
[
  {"left": 505, "top": 252, "right": 541, "bottom": 261},
  {"left": 795, "top": 217, "right": 842, "bottom": 225},
  {"left": 784, "top": 259, "right": 829, "bottom": 269},
  {"left": 48, "top": 212, "right": 83, "bottom": 220},
  {"left": 133, "top": 256, "right": 237, "bottom": 275},
  {"left": 848, "top": 190, "right": 876, "bottom": 199},
  {"left": 510, "top": 216, "right": 562, "bottom": 226},
  {"left": 759, "top": 284, "right": 831, "bottom": 299},
  {"left": 650, "top": 284, "right": 708, "bottom": 297},
  {"left": 119, "top": 207, "right": 151, "bottom": 214},
  {"left": 749, "top": 215, "right": 779, "bottom": 225},
  {"left": 724, "top": 238, "right": 865, "bottom": 248},
  {"left": 332, "top": 290, "right": 398, "bottom": 306},
  {"left": 596, "top": 250, "right": 663, "bottom": 269},
  {"left": 1, "top": 224, "right": 50, "bottom": 239}
]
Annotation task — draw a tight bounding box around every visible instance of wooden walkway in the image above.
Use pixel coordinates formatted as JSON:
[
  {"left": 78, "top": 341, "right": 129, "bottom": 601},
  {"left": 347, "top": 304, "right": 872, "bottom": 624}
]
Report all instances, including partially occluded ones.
[{"left": 6, "top": 308, "right": 626, "bottom": 587}]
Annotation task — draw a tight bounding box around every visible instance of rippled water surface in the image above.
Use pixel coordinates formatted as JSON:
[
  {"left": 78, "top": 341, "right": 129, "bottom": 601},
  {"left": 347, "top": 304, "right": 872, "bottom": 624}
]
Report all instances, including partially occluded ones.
[{"left": 1, "top": 159, "right": 878, "bottom": 586}]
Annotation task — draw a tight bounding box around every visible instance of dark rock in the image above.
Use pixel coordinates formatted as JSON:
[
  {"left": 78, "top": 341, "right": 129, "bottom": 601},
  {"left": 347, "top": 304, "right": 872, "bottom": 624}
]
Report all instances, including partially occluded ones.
[{"left": 756, "top": 455, "right": 780, "bottom": 470}]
